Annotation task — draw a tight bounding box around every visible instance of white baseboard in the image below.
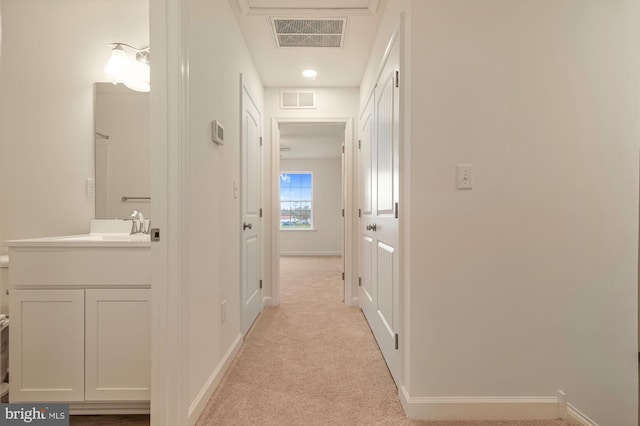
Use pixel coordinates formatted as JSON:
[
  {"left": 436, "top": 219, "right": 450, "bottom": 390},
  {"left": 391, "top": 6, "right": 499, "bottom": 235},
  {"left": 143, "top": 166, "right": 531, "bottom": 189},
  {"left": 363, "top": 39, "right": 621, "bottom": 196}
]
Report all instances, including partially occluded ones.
[
  {"left": 263, "top": 296, "right": 273, "bottom": 306},
  {"left": 568, "top": 403, "right": 598, "bottom": 426},
  {"left": 187, "top": 333, "right": 243, "bottom": 424},
  {"left": 279, "top": 251, "right": 342, "bottom": 257},
  {"left": 399, "top": 386, "right": 558, "bottom": 420}
]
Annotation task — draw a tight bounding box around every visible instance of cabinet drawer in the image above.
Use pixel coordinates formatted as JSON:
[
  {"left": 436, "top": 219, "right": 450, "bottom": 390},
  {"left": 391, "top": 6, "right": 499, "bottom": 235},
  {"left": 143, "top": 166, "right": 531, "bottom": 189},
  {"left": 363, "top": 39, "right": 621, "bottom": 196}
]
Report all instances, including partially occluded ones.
[{"left": 9, "top": 249, "right": 150, "bottom": 287}]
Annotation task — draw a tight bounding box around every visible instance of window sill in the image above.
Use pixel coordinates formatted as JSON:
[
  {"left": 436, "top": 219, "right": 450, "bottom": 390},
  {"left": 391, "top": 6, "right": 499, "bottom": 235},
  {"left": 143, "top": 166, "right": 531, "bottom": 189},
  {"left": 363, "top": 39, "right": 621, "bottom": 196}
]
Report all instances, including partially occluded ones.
[{"left": 280, "top": 228, "right": 317, "bottom": 232}]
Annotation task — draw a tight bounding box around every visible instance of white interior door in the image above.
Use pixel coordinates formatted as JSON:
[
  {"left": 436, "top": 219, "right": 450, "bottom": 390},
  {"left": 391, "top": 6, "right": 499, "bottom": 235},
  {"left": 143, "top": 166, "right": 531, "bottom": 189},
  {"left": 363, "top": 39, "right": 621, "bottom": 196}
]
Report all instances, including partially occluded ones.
[
  {"left": 359, "top": 36, "right": 401, "bottom": 383},
  {"left": 241, "top": 80, "right": 263, "bottom": 335}
]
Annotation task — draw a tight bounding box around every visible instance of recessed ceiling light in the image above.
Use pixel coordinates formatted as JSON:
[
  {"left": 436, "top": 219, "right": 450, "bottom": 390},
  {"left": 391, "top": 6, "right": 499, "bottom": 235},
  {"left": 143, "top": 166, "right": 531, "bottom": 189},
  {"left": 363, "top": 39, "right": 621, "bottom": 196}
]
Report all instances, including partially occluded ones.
[{"left": 302, "top": 69, "right": 317, "bottom": 79}]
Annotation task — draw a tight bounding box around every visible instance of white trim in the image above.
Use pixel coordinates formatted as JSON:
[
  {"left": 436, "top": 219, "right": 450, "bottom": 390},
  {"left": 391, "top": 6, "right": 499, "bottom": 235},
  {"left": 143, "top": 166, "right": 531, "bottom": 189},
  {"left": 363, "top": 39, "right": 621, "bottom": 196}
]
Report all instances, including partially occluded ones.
[
  {"left": 568, "top": 403, "right": 599, "bottom": 426},
  {"left": 236, "top": 0, "right": 379, "bottom": 16},
  {"left": 399, "top": 386, "right": 559, "bottom": 420},
  {"left": 271, "top": 120, "right": 282, "bottom": 305},
  {"left": 187, "top": 334, "right": 243, "bottom": 424},
  {"left": 262, "top": 295, "right": 273, "bottom": 306},
  {"left": 150, "top": 0, "right": 190, "bottom": 424},
  {"left": 280, "top": 251, "right": 342, "bottom": 257}
]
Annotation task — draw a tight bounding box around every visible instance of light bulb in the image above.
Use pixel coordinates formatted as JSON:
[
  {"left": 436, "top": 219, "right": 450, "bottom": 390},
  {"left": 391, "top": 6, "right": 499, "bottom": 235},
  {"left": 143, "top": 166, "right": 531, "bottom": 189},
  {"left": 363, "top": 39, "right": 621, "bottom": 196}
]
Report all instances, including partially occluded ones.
[
  {"left": 104, "top": 45, "right": 131, "bottom": 83},
  {"left": 123, "top": 60, "right": 151, "bottom": 92}
]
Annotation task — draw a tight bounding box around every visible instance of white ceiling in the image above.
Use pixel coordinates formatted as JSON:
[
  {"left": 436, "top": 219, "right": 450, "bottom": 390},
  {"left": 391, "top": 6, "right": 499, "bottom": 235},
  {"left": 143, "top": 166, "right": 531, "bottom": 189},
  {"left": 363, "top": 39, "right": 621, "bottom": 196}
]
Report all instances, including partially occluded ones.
[
  {"left": 229, "top": 0, "right": 385, "bottom": 87},
  {"left": 279, "top": 122, "right": 345, "bottom": 159}
]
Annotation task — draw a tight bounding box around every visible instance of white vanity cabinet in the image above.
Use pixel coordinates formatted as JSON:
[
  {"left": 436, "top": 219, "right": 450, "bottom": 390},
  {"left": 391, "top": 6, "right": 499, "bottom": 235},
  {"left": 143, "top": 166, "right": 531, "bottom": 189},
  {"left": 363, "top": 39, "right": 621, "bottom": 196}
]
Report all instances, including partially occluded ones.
[{"left": 6, "top": 235, "right": 151, "bottom": 413}]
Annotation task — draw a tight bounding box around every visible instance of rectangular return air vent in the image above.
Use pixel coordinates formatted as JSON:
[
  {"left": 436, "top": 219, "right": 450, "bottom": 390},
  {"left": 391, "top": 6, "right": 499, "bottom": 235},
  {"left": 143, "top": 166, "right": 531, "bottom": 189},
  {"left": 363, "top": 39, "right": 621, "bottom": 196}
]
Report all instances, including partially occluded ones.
[
  {"left": 280, "top": 91, "right": 316, "bottom": 109},
  {"left": 271, "top": 18, "right": 347, "bottom": 48}
]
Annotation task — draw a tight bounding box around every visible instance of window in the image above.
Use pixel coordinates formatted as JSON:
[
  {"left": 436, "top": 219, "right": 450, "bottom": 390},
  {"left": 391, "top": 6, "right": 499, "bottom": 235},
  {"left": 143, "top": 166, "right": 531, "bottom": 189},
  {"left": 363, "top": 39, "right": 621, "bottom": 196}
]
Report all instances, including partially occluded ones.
[{"left": 280, "top": 172, "right": 312, "bottom": 230}]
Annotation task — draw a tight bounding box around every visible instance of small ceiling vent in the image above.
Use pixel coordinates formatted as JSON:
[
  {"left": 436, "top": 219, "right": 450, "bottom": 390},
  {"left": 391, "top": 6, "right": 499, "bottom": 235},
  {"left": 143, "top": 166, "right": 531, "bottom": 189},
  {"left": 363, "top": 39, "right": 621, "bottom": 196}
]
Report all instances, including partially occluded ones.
[
  {"left": 271, "top": 18, "right": 347, "bottom": 48},
  {"left": 281, "top": 91, "right": 316, "bottom": 109}
]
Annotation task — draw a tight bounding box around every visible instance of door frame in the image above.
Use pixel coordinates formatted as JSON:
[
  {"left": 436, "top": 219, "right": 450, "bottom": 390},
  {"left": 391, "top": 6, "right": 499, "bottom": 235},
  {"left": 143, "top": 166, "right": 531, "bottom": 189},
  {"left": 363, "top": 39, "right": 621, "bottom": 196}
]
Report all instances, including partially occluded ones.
[
  {"left": 270, "top": 117, "right": 357, "bottom": 306},
  {"left": 150, "top": 0, "right": 190, "bottom": 424}
]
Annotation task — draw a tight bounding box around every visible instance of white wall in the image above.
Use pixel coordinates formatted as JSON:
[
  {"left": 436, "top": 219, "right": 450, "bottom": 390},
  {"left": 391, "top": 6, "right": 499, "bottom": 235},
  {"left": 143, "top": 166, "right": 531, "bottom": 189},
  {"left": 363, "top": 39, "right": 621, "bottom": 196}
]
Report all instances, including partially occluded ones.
[
  {"left": 362, "top": 1, "right": 639, "bottom": 424},
  {"left": 280, "top": 158, "right": 342, "bottom": 256},
  {"left": 0, "top": 0, "right": 149, "bottom": 246},
  {"left": 185, "top": 0, "right": 263, "bottom": 421}
]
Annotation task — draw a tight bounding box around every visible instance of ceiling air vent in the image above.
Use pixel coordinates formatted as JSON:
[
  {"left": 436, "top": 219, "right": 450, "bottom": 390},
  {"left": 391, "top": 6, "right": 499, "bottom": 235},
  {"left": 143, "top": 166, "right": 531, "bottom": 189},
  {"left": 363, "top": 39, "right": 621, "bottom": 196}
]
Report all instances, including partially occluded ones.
[
  {"left": 271, "top": 18, "right": 347, "bottom": 48},
  {"left": 281, "top": 91, "right": 316, "bottom": 109}
]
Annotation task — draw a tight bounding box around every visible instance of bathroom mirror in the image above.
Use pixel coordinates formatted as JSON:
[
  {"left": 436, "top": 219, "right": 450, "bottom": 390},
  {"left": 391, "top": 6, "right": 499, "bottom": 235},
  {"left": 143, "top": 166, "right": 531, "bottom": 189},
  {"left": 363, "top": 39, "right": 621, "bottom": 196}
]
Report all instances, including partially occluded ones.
[{"left": 94, "top": 83, "right": 150, "bottom": 219}]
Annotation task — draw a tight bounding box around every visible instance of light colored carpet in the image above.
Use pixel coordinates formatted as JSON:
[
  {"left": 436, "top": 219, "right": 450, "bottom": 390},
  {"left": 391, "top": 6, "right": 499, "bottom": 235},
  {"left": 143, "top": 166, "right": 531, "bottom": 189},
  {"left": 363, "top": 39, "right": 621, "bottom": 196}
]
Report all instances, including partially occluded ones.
[{"left": 196, "top": 256, "right": 580, "bottom": 426}]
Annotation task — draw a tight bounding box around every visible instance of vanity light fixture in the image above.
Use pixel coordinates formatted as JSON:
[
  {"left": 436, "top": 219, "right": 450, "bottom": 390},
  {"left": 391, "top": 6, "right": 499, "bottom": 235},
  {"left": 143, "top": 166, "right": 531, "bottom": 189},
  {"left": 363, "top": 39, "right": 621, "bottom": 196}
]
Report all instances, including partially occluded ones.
[{"left": 104, "top": 43, "right": 150, "bottom": 93}]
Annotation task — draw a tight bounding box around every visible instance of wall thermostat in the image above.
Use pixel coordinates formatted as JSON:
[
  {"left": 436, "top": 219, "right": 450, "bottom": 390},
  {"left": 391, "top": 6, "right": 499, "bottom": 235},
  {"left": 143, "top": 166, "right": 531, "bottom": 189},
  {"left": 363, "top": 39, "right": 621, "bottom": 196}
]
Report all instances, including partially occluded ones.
[{"left": 211, "top": 120, "right": 224, "bottom": 145}]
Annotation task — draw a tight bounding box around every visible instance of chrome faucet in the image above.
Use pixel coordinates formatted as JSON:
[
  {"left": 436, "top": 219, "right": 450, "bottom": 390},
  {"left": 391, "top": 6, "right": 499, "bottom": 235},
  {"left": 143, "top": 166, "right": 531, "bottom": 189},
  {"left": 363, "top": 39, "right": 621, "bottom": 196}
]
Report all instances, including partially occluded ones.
[{"left": 128, "top": 210, "right": 149, "bottom": 234}]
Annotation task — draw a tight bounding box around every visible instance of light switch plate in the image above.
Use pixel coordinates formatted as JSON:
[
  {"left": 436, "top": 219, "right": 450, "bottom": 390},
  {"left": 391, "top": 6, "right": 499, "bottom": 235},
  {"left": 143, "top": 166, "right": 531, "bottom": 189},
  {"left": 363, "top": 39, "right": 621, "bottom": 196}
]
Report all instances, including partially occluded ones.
[
  {"left": 86, "top": 178, "right": 96, "bottom": 196},
  {"left": 211, "top": 120, "right": 224, "bottom": 145},
  {"left": 456, "top": 164, "right": 473, "bottom": 189}
]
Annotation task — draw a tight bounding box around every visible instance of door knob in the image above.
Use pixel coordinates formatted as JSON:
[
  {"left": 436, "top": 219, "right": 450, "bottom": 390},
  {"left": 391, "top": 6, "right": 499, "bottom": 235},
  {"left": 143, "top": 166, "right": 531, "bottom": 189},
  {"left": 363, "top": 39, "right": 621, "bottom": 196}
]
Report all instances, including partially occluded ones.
[
  {"left": 366, "top": 224, "right": 377, "bottom": 232},
  {"left": 243, "top": 222, "right": 253, "bottom": 230}
]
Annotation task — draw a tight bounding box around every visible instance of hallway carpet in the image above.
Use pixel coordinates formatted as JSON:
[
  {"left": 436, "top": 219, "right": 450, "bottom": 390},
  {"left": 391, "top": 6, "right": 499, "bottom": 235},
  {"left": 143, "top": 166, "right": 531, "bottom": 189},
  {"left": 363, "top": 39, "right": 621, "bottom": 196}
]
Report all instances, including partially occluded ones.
[{"left": 196, "top": 256, "right": 579, "bottom": 426}]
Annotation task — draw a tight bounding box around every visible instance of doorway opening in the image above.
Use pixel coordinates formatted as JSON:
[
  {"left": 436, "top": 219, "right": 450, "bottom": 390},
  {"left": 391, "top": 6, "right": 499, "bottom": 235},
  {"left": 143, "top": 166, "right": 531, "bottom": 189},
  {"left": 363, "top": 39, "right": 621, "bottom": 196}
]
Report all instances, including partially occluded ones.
[{"left": 271, "top": 118, "right": 355, "bottom": 306}]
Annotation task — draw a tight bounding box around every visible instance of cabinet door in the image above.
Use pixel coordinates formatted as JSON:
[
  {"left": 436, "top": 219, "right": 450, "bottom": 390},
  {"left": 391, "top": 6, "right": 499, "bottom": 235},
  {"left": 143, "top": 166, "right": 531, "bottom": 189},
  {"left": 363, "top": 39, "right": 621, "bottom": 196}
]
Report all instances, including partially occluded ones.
[
  {"left": 85, "top": 289, "right": 150, "bottom": 401},
  {"left": 10, "top": 289, "right": 85, "bottom": 402}
]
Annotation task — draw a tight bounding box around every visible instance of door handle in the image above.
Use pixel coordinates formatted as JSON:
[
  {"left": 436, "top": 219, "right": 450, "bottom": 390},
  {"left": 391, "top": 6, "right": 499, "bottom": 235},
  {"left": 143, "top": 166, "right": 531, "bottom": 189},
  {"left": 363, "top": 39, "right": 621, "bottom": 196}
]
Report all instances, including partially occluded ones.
[
  {"left": 365, "top": 223, "right": 377, "bottom": 232},
  {"left": 243, "top": 222, "right": 253, "bottom": 230}
]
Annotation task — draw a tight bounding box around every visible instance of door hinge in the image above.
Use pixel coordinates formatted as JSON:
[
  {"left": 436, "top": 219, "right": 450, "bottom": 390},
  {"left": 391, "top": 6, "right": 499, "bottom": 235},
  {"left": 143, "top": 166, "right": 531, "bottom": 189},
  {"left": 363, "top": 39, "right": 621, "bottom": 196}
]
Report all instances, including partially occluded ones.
[
  {"left": 358, "top": 209, "right": 362, "bottom": 218},
  {"left": 342, "top": 144, "right": 345, "bottom": 154},
  {"left": 358, "top": 140, "right": 361, "bottom": 150},
  {"left": 342, "top": 272, "right": 345, "bottom": 281},
  {"left": 260, "top": 279, "right": 263, "bottom": 289},
  {"left": 342, "top": 208, "right": 345, "bottom": 218},
  {"left": 395, "top": 70, "right": 400, "bottom": 88},
  {"left": 395, "top": 202, "right": 399, "bottom": 219},
  {"left": 395, "top": 333, "right": 399, "bottom": 350},
  {"left": 260, "top": 136, "right": 263, "bottom": 146},
  {"left": 358, "top": 277, "right": 362, "bottom": 286},
  {"left": 260, "top": 208, "right": 263, "bottom": 218}
]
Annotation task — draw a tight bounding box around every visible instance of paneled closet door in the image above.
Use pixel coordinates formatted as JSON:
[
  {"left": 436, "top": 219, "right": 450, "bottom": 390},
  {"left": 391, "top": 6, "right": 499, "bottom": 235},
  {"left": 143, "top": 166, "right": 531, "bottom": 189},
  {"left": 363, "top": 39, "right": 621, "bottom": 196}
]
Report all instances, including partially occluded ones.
[{"left": 359, "top": 34, "right": 401, "bottom": 384}]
